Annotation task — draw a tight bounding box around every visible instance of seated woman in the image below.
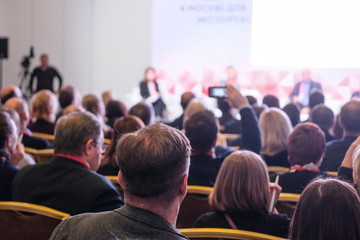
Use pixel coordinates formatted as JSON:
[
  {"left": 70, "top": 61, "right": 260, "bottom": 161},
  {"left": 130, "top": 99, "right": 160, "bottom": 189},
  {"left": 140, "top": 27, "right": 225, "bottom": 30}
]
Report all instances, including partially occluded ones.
[
  {"left": 260, "top": 108, "right": 292, "bottom": 167},
  {"left": 105, "top": 100, "right": 127, "bottom": 128},
  {"left": 0, "top": 112, "right": 24, "bottom": 200},
  {"left": 271, "top": 122, "right": 329, "bottom": 194},
  {"left": 290, "top": 178, "right": 360, "bottom": 240},
  {"left": 97, "top": 115, "right": 145, "bottom": 176},
  {"left": 28, "top": 90, "right": 58, "bottom": 135},
  {"left": 193, "top": 150, "right": 290, "bottom": 238}
]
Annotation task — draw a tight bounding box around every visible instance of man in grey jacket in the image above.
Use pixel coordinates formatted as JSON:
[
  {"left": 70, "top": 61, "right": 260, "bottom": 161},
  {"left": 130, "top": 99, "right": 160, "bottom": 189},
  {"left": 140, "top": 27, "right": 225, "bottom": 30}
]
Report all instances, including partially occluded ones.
[{"left": 50, "top": 123, "right": 191, "bottom": 240}]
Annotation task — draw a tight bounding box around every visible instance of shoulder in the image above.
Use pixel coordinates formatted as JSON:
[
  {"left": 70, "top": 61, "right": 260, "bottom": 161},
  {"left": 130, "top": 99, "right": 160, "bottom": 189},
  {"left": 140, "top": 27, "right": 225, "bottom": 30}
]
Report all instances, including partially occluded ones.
[{"left": 193, "top": 212, "right": 225, "bottom": 228}]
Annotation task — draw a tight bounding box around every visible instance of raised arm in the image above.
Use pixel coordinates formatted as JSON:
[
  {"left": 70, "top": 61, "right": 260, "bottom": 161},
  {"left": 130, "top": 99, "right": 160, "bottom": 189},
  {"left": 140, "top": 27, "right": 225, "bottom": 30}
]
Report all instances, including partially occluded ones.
[{"left": 226, "top": 84, "right": 261, "bottom": 154}]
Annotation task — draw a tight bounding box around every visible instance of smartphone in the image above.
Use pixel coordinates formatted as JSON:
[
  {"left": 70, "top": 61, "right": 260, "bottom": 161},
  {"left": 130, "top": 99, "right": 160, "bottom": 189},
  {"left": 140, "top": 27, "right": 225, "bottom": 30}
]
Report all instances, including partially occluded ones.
[{"left": 208, "top": 87, "right": 228, "bottom": 98}]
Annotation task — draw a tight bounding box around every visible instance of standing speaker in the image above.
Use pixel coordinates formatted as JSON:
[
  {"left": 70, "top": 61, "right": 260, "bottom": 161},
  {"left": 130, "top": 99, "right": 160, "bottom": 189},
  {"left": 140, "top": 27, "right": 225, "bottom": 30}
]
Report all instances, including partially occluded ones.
[{"left": 0, "top": 38, "right": 8, "bottom": 59}]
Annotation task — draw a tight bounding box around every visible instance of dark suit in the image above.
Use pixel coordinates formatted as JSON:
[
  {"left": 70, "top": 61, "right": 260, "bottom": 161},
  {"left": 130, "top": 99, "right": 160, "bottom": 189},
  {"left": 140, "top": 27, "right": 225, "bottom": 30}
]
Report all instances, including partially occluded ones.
[
  {"left": 289, "top": 80, "right": 322, "bottom": 108},
  {"left": 188, "top": 107, "right": 261, "bottom": 187},
  {"left": 320, "top": 136, "right": 357, "bottom": 171},
  {"left": 21, "top": 128, "right": 50, "bottom": 149},
  {"left": 0, "top": 151, "right": 18, "bottom": 201},
  {"left": 50, "top": 204, "right": 188, "bottom": 240},
  {"left": 12, "top": 155, "right": 123, "bottom": 215},
  {"left": 168, "top": 114, "right": 184, "bottom": 130},
  {"left": 28, "top": 118, "right": 56, "bottom": 135},
  {"left": 271, "top": 170, "right": 329, "bottom": 194}
]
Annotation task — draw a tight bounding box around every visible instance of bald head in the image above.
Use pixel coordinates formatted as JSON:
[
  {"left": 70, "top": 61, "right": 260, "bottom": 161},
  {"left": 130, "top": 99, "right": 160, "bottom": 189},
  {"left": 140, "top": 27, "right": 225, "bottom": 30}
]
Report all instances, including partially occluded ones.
[
  {"left": 0, "top": 85, "right": 22, "bottom": 104},
  {"left": 4, "top": 97, "right": 30, "bottom": 128},
  {"left": 180, "top": 92, "right": 195, "bottom": 110},
  {"left": 340, "top": 100, "right": 360, "bottom": 135}
]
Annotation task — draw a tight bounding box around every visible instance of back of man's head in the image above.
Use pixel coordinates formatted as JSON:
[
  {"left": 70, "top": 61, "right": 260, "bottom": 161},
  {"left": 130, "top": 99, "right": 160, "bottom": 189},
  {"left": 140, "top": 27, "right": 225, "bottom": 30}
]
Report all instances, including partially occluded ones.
[
  {"left": 4, "top": 97, "right": 29, "bottom": 127},
  {"left": 309, "top": 91, "right": 325, "bottom": 109},
  {"left": 282, "top": 103, "right": 300, "bottom": 127},
  {"left": 0, "top": 85, "right": 22, "bottom": 104},
  {"left": 116, "top": 123, "right": 190, "bottom": 200},
  {"left": 180, "top": 92, "right": 196, "bottom": 110},
  {"left": 340, "top": 100, "right": 360, "bottom": 134},
  {"left": 263, "top": 94, "right": 280, "bottom": 108},
  {"left": 310, "top": 104, "right": 334, "bottom": 130},
  {"left": 82, "top": 94, "right": 104, "bottom": 117},
  {"left": 185, "top": 110, "right": 218, "bottom": 153},
  {"left": 54, "top": 111, "right": 102, "bottom": 157},
  {"left": 59, "top": 86, "right": 76, "bottom": 109},
  {"left": 128, "top": 102, "right": 154, "bottom": 126}
]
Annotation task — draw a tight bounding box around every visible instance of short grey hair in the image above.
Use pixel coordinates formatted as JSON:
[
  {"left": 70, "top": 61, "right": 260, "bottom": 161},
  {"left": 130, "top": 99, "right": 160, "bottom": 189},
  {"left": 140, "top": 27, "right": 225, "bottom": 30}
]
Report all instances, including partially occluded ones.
[{"left": 54, "top": 111, "right": 102, "bottom": 156}]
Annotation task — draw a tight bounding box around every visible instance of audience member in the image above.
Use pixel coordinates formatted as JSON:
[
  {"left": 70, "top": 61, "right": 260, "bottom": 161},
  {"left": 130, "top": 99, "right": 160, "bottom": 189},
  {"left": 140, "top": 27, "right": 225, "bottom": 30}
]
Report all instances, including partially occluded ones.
[
  {"left": 0, "top": 85, "right": 22, "bottom": 104},
  {"left": 5, "top": 97, "right": 49, "bottom": 149},
  {"left": 168, "top": 91, "right": 195, "bottom": 130},
  {"left": 321, "top": 100, "right": 360, "bottom": 171},
  {"left": 182, "top": 98, "right": 208, "bottom": 126},
  {"left": 271, "top": 122, "right": 328, "bottom": 194},
  {"left": 28, "top": 90, "right": 58, "bottom": 135},
  {"left": 82, "top": 93, "right": 112, "bottom": 138},
  {"left": 185, "top": 85, "right": 261, "bottom": 186},
  {"left": 282, "top": 103, "right": 300, "bottom": 127},
  {"left": 308, "top": 90, "right": 324, "bottom": 109},
  {"left": 0, "top": 112, "right": 24, "bottom": 200},
  {"left": 98, "top": 115, "right": 145, "bottom": 176},
  {"left": 309, "top": 104, "right": 335, "bottom": 142},
  {"left": 252, "top": 104, "right": 266, "bottom": 119},
  {"left": 332, "top": 113, "right": 344, "bottom": 139},
  {"left": 101, "top": 90, "right": 117, "bottom": 108},
  {"left": 245, "top": 95, "right": 257, "bottom": 106},
  {"left": 12, "top": 112, "right": 123, "bottom": 215},
  {"left": 56, "top": 85, "right": 81, "bottom": 120},
  {"left": 128, "top": 101, "right": 154, "bottom": 126},
  {"left": 50, "top": 123, "right": 190, "bottom": 239},
  {"left": 63, "top": 104, "right": 85, "bottom": 116},
  {"left": 105, "top": 100, "right": 126, "bottom": 128},
  {"left": 194, "top": 150, "right": 289, "bottom": 238},
  {"left": 289, "top": 178, "right": 360, "bottom": 240},
  {"left": 217, "top": 98, "right": 241, "bottom": 134},
  {"left": 260, "top": 108, "right": 292, "bottom": 167},
  {"left": 263, "top": 94, "right": 280, "bottom": 108}
]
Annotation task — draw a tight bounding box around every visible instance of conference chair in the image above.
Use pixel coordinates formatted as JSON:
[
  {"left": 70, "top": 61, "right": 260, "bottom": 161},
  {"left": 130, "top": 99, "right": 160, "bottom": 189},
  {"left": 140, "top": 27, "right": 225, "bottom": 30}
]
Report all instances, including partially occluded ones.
[
  {"left": 177, "top": 185, "right": 213, "bottom": 228},
  {"left": 268, "top": 166, "right": 289, "bottom": 173},
  {"left": 25, "top": 147, "right": 54, "bottom": 163},
  {"left": 32, "top": 132, "right": 55, "bottom": 145},
  {"left": 276, "top": 192, "right": 301, "bottom": 218},
  {"left": 179, "top": 228, "right": 288, "bottom": 240},
  {"left": 0, "top": 201, "right": 69, "bottom": 240}
]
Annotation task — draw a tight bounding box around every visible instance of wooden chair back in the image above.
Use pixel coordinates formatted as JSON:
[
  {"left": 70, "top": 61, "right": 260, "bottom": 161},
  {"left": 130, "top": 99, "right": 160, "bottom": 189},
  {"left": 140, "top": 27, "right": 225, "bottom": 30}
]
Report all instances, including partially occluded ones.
[{"left": 25, "top": 147, "right": 54, "bottom": 163}]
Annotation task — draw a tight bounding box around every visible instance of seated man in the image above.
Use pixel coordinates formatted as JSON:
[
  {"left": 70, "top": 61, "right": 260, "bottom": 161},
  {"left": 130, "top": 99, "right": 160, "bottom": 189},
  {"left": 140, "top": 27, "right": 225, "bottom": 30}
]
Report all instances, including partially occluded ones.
[
  {"left": 320, "top": 100, "right": 360, "bottom": 171},
  {"left": 309, "top": 104, "right": 335, "bottom": 142},
  {"left": 12, "top": 112, "right": 123, "bottom": 215},
  {"left": 168, "top": 91, "right": 195, "bottom": 130},
  {"left": 50, "top": 123, "right": 191, "bottom": 239},
  {"left": 185, "top": 84, "right": 261, "bottom": 186},
  {"left": 5, "top": 97, "right": 50, "bottom": 149},
  {"left": 0, "top": 85, "right": 22, "bottom": 104}
]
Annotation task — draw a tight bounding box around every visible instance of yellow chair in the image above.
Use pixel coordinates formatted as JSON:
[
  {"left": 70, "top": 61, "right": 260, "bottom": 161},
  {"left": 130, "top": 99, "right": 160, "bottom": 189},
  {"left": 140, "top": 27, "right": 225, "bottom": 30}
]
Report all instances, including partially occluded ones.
[
  {"left": 327, "top": 171, "right": 337, "bottom": 176},
  {"left": 104, "top": 138, "right": 111, "bottom": 146},
  {"left": 278, "top": 193, "right": 300, "bottom": 202},
  {"left": 25, "top": 147, "right": 54, "bottom": 163},
  {"left": 179, "top": 228, "right": 288, "bottom": 240},
  {"left": 268, "top": 166, "right": 289, "bottom": 173},
  {"left": 32, "top": 132, "right": 55, "bottom": 144},
  {"left": 187, "top": 185, "right": 213, "bottom": 195},
  {"left": 0, "top": 201, "right": 69, "bottom": 240}
]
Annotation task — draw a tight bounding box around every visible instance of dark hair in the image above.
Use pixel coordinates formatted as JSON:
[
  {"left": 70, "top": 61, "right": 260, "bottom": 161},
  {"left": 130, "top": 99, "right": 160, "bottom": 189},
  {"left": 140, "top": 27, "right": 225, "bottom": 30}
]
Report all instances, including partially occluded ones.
[
  {"left": 54, "top": 111, "right": 102, "bottom": 156},
  {"left": 252, "top": 105, "right": 266, "bottom": 119},
  {"left": 282, "top": 103, "right": 300, "bottom": 127},
  {"left": 103, "top": 116, "right": 144, "bottom": 167},
  {"left": 1, "top": 91, "right": 17, "bottom": 105},
  {"left": 59, "top": 88, "right": 75, "bottom": 109},
  {"left": 340, "top": 100, "right": 360, "bottom": 133},
  {"left": 309, "top": 91, "right": 324, "bottom": 109},
  {"left": 310, "top": 104, "right": 334, "bottom": 130},
  {"left": 105, "top": 100, "right": 126, "bottom": 119},
  {"left": 290, "top": 178, "right": 360, "bottom": 240},
  {"left": 116, "top": 123, "right": 190, "bottom": 198},
  {"left": 185, "top": 110, "right": 218, "bottom": 153},
  {"left": 263, "top": 94, "right": 280, "bottom": 108},
  {"left": 0, "top": 112, "right": 15, "bottom": 149},
  {"left": 246, "top": 95, "right": 257, "bottom": 106},
  {"left": 287, "top": 122, "right": 325, "bottom": 166},
  {"left": 128, "top": 102, "right": 153, "bottom": 126},
  {"left": 181, "top": 92, "right": 196, "bottom": 110}
]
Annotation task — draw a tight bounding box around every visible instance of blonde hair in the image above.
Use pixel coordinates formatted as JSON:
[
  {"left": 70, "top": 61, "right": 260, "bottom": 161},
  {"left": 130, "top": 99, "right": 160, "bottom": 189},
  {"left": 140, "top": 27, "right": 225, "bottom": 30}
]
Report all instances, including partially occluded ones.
[
  {"left": 209, "top": 150, "right": 269, "bottom": 215},
  {"left": 259, "top": 108, "right": 293, "bottom": 155},
  {"left": 353, "top": 146, "right": 360, "bottom": 187},
  {"left": 30, "top": 90, "right": 58, "bottom": 123}
]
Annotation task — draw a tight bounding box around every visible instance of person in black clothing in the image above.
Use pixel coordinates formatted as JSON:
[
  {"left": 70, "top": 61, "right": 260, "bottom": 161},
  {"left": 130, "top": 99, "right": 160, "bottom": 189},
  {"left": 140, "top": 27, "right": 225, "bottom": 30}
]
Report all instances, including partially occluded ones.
[
  {"left": 168, "top": 91, "right": 195, "bottom": 130},
  {"left": 185, "top": 84, "right": 261, "bottom": 187},
  {"left": 309, "top": 104, "right": 336, "bottom": 142},
  {"left": 194, "top": 150, "right": 289, "bottom": 238},
  {"left": 217, "top": 98, "right": 242, "bottom": 134},
  {"left": 29, "top": 54, "right": 62, "bottom": 94},
  {"left": 0, "top": 112, "right": 24, "bottom": 200}
]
